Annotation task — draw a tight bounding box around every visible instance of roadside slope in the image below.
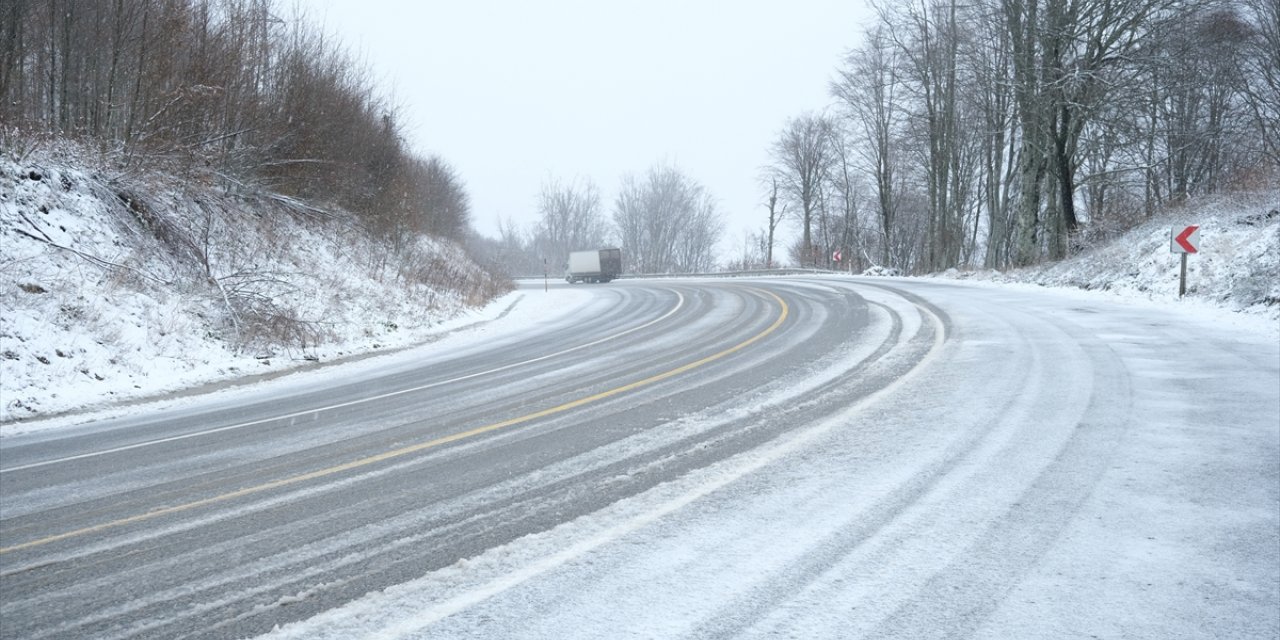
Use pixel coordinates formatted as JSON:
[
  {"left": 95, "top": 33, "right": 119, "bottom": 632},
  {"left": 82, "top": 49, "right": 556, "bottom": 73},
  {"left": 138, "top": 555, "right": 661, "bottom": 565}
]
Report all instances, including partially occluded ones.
[
  {"left": 939, "top": 190, "right": 1280, "bottom": 318},
  {"left": 1, "top": 148, "right": 508, "bottom": 422}
]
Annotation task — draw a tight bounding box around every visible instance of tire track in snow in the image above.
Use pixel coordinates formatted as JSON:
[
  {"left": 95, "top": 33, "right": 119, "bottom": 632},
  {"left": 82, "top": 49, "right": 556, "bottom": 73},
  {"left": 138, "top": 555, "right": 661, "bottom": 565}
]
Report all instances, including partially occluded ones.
[{"left": 707, "top": 283, "right": 1132, "bottom": 639}]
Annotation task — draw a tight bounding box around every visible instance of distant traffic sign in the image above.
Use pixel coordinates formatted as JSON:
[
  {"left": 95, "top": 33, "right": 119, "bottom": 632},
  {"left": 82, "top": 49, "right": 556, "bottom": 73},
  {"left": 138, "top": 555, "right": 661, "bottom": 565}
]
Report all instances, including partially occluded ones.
[
  {"left": 1171, "top": 225, "right": 1200, "bottom": 254},
  {"left": 1171, "top": 225, "right": 1200, "bottom": 298}
]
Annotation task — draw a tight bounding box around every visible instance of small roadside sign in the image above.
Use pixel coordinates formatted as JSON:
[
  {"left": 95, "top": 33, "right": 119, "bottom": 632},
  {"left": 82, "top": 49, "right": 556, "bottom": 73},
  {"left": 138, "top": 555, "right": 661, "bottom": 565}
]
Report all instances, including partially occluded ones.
[
  {"left": 1170, "top": 225, "right": 1200, "bottom": 297},
  {"left": 1171, "top": 225, "right": 1199, "bottom": 253}
]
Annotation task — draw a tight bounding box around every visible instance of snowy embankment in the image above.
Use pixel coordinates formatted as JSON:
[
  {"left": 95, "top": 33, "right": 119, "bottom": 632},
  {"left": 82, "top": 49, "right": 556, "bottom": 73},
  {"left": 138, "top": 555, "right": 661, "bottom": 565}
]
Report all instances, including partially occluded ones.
[
  {"left": 1, "top": 147, "right": 508, "bottom": 423},
  {"left": 938, "top": 192, "right": 1280, "bottom": 318}
]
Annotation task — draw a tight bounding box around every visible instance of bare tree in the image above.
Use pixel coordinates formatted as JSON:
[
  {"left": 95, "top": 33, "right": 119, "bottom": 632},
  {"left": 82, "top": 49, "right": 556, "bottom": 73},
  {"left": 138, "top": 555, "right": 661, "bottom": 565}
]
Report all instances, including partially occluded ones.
[
  {"left": 1240, "top": 0, "right": 1280, "bottom": 165},
  {"left": 405, "top": 155, "right": 471, "bottom": 240},
  {"left": 761, "top": 176, "right": 787, "bottom": 268},
  {"left": 770, "top": 113, "right": 835, "bottom": 267},
  {"left": 882, "top": 0, "right": 975, "bottom": 271},
  {"left": 724, "top": 230, "right": 768, "bottom": 271},
  {"left": 833, "top": 27, "right": 902, "bottom": 267},
  {"left": 825, "top": 127, "right": 868, "bottom": 272},
  {"left": 613, "top": 162, "right": 722, "bottom": 274},
  {"left": 819, "top": 0, "right": 1269, "bottom": 272},
  {"left": 959, "top": 2, "right": 1020, "bottom": 268},
  {"left": 1143, "top": 7, "right": 1259, "bottom": 199},
  {"left": 534, "top": 176, "right": 609, "bottom": 263},
  {"left": 1003, "top": 0, "right": 1190, "bottom": 264}
]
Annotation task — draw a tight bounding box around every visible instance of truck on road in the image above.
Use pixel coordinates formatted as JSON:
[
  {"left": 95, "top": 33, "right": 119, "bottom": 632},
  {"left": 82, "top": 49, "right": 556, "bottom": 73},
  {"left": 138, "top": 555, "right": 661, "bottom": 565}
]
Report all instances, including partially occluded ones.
[{"left": 565, "top": 248, "right": 622, "bottom": 283}]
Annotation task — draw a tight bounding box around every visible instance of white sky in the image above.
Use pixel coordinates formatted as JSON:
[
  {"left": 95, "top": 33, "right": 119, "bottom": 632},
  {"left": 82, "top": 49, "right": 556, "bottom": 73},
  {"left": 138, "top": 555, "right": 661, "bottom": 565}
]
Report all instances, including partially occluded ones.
[{"left": 314, "top": 0, "right": 874, "bottom": 258}]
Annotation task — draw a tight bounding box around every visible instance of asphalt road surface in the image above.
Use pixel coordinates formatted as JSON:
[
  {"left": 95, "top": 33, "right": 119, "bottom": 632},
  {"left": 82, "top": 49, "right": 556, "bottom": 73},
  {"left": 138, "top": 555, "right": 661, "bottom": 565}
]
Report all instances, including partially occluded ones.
[{"left": 1, "top": 277, "right": 1276, "bottom": 639}]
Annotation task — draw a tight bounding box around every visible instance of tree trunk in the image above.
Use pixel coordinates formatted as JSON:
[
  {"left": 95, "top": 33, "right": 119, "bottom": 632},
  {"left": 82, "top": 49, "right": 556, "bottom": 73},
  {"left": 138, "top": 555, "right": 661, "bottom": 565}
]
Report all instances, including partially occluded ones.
[{"left": 126, "top": 0, "right": 150, "bottom": 143}]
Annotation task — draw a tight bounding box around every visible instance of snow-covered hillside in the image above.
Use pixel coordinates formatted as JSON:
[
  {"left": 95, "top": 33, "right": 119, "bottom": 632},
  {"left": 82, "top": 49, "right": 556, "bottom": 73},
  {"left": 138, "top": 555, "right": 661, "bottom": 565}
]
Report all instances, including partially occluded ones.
[
  {"left": 1, "top": 145, "right": 508, "bottom": 422},
  {"left": 940, "top": 192, "right": 1280, "bottom": 317}
]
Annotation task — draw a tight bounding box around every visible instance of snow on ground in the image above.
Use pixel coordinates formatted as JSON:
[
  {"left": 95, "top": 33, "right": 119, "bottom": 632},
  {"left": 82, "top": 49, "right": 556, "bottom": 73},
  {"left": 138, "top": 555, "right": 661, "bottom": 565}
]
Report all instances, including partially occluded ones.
[
  {"left": 1, "top": 147, "right": 507, "bottom": 423},
  {"left": 2, "top": 149, "right": 1276, "bottom": 637},
  {"left": 0, "top": 288, "right": 575, "bottom": 439},
  {"left": 3, "top": 144, "right": 1274, "bottom": 425},
  {"left": 937, "top": 190, "right": 1280, "bottom": 319}
]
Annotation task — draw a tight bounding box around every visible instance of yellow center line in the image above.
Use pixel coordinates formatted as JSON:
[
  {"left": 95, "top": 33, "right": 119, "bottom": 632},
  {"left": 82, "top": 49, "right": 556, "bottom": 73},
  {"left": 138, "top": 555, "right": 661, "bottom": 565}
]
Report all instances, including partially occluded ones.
[{"left": 0, "top": 288, "right": 789, "bottom": 555}]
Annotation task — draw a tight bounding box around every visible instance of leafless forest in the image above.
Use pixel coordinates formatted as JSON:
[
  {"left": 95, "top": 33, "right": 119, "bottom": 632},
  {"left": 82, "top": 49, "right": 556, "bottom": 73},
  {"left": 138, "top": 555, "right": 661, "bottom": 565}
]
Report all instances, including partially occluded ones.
[
  {"left": 476, "top": 0, "right": 1280, "bottom": 276},
  {"left": 3, "top": 0, "right": 1277, "bottom": 277},
  {"left": 0, "top": 0, "right": 516, "bottom": 355},
  {"left": 0, "top": 0, "right": 470, "bottom": 245},
  {"left": 766, "top": 0, "right": 1279, "bottom": 273},
  {"left": 477, "top": 162, "right": 726, "bottom": 277}
]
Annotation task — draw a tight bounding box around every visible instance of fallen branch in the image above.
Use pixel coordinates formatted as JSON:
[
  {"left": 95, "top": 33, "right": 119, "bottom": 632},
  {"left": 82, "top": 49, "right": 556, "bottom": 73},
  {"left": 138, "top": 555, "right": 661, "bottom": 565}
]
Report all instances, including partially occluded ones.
[
  {"left": 210, "top": 274, "right": 244, "bottom": 345},
  {"left": 11, "top": 214, "right": 171, "bottom": 285}
]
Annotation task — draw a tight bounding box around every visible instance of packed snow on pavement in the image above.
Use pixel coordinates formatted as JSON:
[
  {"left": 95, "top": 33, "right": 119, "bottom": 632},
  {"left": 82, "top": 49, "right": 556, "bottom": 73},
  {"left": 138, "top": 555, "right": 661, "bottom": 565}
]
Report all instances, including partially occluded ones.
[{"left": 249, "top": 277, "right": 1277, "bottom": 639}]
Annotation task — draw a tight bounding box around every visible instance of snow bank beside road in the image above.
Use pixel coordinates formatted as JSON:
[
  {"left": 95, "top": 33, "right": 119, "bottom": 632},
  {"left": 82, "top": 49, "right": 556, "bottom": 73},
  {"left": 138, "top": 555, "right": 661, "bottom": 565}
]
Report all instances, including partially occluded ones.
[
  {"left": 941, "top": 191, "right": 1280, "bottom": 318},
  {"left": 1, "top": 149, "right": 507, "bottom": 422}
]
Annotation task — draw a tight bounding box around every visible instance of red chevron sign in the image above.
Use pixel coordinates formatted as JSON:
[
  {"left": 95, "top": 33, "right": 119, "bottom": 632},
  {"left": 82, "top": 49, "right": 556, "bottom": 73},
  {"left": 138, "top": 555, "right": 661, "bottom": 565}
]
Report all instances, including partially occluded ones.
[{"left": 1171, "top": 225, "right": 1199, "bottom": 254}]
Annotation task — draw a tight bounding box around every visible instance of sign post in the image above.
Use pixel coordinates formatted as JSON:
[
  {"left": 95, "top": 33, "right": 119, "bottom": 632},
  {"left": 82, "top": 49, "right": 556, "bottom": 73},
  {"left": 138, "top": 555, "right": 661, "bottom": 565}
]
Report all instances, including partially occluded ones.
[{"left": 1170, "top": 225, "right": 1200, "bottom": 298}]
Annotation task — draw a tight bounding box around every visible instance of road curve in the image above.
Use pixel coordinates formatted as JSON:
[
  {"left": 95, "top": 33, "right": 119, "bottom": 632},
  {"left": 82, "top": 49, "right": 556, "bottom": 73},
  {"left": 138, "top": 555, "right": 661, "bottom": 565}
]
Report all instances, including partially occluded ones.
[
  {"left": 0, "top": 278, "right": 921, "bottom": 638},
  {"left": 1, "top": 277, "right": 1276, "bottom": 640}
]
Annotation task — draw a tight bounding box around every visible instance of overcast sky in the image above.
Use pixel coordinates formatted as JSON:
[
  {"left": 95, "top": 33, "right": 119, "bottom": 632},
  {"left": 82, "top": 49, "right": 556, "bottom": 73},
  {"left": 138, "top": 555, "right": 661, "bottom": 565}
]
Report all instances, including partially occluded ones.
[{"left": 316, "top": 0, "right": 874, "bottom": 258}]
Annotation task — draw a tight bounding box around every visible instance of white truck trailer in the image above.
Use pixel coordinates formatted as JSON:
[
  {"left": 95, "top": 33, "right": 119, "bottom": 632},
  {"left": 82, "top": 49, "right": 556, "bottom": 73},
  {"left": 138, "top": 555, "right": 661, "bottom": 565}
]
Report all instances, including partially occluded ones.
[{"left": 565, "top": 248, "right": 622, "bottom": 283}]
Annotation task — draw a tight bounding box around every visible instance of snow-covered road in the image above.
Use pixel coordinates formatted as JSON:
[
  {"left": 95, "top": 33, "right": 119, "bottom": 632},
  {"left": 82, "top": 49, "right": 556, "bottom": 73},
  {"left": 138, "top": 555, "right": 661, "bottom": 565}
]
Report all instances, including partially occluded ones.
[
  {"left": 2, "top": 277, "right": 1276, "bottom": 639},
  {"left": 260, "top": 278, "right": 1279, "bottom": 639}
]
